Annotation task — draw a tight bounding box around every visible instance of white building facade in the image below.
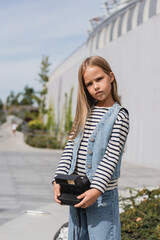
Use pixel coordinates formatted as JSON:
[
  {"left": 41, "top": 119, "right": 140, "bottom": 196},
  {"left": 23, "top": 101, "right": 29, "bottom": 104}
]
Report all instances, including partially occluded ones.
[{"left": 47, "top": 0, "right": 160, "bottom": 169}]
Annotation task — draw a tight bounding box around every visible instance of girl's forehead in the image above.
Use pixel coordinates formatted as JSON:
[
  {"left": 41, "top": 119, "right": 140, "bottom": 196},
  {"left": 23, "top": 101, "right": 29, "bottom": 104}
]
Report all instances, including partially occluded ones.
[
  {"left": 84, "top": 66, "right": 104, "bottom": 74},
  {"left": 83, "top": 66, "right": 104, "bottom": 78}
]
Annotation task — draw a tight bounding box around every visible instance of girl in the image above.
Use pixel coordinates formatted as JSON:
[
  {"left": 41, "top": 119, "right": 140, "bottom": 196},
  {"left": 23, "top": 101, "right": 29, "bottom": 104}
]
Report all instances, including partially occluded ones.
[{"left": 53, "top": 56, "right": 129, "bottom": 240}]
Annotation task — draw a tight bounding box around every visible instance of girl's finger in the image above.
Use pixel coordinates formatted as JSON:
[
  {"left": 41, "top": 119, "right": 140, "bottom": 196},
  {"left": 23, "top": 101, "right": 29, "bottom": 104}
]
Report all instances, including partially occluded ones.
[
  {"left": 74, "top": 198, "right": 86, "bottom": 208},
  {"left": 55, "top": 189, "right": 60, "bottom": 196},
  {"left": 77, "top": 193, "right": 85, "bottom": 199},
  {"left": 54, "top": 194, "right": 61, "bottom": 204}
]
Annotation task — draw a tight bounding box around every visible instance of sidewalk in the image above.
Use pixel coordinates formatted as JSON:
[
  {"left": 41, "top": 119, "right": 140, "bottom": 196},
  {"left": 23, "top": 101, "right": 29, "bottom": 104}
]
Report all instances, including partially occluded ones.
[
  {"left": 0, "top": 117, "right": 160, "bottom": 239},
  {"left": 0, "top": 203, "right": 69, "bottom": 240}
]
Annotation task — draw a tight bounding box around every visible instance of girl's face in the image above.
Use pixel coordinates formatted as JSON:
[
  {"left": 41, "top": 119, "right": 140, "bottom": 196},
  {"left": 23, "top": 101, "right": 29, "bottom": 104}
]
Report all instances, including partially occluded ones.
[{"left": 83, "top": 66, "right": 115, "bottom": 107}]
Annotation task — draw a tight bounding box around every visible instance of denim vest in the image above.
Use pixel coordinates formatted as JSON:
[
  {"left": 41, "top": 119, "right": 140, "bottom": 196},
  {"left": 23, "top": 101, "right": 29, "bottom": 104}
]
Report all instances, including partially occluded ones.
[{"left": 68, "top": 102, "right": 127, "bottom": 182}]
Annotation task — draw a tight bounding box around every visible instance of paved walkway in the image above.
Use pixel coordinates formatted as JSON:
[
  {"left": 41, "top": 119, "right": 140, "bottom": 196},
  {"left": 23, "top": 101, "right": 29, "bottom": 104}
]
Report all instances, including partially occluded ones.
[{"left": 0, "top": 116, "right": 160, "bottom": 239}]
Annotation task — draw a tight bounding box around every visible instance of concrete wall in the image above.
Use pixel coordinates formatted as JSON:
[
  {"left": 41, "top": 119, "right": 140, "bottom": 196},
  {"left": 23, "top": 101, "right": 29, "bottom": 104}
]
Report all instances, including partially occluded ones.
[
  {"left": 47, "top": 0, "right": 160, "bottom": 169},
  {"left": 96, "top": 14, "right": 160, "bottom": 169}
]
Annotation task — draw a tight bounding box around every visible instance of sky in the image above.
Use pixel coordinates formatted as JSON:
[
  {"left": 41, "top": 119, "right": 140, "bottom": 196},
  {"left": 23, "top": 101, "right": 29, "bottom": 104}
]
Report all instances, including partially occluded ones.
[{"left": 0, "top": 0, "right": 105, "bottom": 102}]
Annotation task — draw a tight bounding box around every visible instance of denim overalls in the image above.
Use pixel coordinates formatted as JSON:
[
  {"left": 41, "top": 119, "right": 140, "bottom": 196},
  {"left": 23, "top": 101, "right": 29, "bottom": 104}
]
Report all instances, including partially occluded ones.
[{"left": 68, "top": 102, "right": 127, "bottom": 240}]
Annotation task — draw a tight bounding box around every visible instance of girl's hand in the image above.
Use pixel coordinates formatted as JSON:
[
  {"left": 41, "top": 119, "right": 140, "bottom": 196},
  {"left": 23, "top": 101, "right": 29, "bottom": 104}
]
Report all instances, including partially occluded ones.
[
  {"left": 74, "top": 188, "right": 102, "bottom": 208},
  {"left": 53, "top": 181, "right": 61, "bottom": 204}
]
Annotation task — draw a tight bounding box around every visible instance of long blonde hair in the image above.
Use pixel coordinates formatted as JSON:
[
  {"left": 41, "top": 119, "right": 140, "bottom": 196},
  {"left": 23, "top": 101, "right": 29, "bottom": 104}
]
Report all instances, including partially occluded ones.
[{"left": 71, "top": 56, "right": 121, "bottom": 140}]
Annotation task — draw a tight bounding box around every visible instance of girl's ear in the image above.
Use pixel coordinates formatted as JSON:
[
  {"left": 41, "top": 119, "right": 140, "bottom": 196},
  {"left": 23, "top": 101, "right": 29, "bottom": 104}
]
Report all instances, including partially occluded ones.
[{"left": 109, "top": 72, "right": 115, "bottom": 83}]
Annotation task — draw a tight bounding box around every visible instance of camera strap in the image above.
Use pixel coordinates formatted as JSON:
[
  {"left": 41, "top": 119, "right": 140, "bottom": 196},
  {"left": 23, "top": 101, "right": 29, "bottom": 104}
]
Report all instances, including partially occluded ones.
[
  {"left": 73, "top": 208, "right": 88, "bottom": 240},
  {"left": 73, "top": 208, "right": 81, "bottom": 240}
]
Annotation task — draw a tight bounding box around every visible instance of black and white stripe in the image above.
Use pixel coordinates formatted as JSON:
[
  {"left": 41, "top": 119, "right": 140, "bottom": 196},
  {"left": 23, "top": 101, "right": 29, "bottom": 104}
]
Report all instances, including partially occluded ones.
[{"left": 54, "top": 106, "right": 129, "bottom": 193}]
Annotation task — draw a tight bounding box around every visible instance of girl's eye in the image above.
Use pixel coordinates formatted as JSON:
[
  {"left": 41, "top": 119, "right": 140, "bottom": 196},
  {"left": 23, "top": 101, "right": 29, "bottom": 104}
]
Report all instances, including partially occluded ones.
[
  {"left": 97, "top": 77, "right": 102, "bottom": 81},
  {"left": 87, "top": 82, "right": 92, "bottom": 87}
]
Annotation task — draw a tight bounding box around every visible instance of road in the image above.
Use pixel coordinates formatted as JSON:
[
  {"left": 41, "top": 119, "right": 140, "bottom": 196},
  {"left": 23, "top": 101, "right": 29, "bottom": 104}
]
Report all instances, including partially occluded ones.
[{"left": 0, "top": 116, "right": 63, "bottom": 226}]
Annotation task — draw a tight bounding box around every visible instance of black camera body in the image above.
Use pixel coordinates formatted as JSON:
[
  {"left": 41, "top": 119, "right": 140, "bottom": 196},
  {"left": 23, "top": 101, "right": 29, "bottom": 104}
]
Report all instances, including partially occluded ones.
[{"left": 55, "top": 174, "right": 90, "bottom": 205}]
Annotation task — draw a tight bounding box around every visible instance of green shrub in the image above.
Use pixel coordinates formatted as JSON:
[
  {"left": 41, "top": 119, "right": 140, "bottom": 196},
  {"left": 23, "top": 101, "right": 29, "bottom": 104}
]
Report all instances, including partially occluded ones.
[
  {"left": 25, "top": 133, "right": 62, "bottom": 149},
  {"left": 121, "top": 188, "right": 160, "bottom": 239},
  {"left": 16, "top": 123, "right": 21, "bottom": 132},
  {"left": 46, "top": 103, "right": 56, "bottom": 132},
  {"left": 9, "top": 108, "right": 39, "bottom": 122},
  {"left": 28, "top": 119, "right": 45, "bottom": 130},
  {"left": 0, "top": 109, "right": 6, "bottom": 124},
  {"left": 21, "top": 109, "right": 38, "bottom": 122}
]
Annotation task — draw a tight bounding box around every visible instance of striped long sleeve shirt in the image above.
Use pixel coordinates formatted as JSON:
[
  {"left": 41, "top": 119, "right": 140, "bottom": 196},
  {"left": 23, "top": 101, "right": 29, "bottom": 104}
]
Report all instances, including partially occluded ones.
[{"left": 54, "top": 106, "right": 129, "bottom": 193}]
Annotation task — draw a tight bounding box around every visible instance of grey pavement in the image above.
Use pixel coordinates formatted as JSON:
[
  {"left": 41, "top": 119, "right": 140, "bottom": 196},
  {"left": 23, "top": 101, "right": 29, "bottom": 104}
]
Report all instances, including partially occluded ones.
[
  {"left": 0, "top": 150, "right": 62, "bottom": 226},
  {"left": 0, "top": 116, "right": 160, "bottom": 239}
]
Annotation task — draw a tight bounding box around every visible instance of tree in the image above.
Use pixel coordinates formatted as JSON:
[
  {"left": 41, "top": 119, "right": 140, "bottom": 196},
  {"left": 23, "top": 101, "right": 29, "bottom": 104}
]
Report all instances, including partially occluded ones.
[
  {"left": 0, "top": 99, "right": 6, "bottom": 124},
  {"left": 6, "top": 91, "right": 20, "bottom": 109},
  {"left": 0, "top": 99, "right": 3, "bottom": 110},
  {"left": 19, "top": 85, "right": 35, "bottom": 105},
  {"left": 64, "top": 87, "right": 74, "bottom": 134},
  {"left": 46, "top": 102, "right": 56, "bottom": 133},
  {"left": 38, "top": 56, "right": 51, "bottom": 118}
]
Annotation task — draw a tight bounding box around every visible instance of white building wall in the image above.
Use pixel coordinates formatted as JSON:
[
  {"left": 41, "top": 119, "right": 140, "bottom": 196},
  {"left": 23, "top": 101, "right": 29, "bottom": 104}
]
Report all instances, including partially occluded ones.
[
  {"left": 96, "top": 14, "right": 160, "bottom": 168},
  {"left": 47, "top": 0, "right": 160, "bottom": 169}
]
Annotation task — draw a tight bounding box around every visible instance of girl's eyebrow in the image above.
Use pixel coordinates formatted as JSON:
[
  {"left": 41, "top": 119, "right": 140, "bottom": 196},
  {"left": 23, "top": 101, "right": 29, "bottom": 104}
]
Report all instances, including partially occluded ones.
[
  {"left": 84, "top": 74, "right": 104, "bottom": 84},
  {"left": 95, "top": 76, "right": 102, "bottom": 80},
  {"left": 94, "top": 75, "right": 103, "bottom": 80},
  {"left": 85, "top": 80, "right": 92, "bottom": 85}
]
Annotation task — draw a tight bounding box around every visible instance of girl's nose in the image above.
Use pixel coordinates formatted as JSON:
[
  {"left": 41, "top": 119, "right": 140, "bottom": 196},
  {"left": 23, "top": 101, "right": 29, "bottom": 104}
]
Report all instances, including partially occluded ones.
[{"left": 94, "top": 83, "right": 99, "bottom": 90}]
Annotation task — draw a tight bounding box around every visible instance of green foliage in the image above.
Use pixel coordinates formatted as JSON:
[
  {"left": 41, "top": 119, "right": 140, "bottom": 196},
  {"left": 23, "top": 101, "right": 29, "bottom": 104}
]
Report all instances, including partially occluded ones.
[
  {"left": 0, "top": 99, "right": 3, "bottom": 110},
  {"left": 25, "top": 133, "right": 62, "bottom": 149},
  {"left": 16, "top": 123, "right": 22, "bottom": 132},
  {"left": 38, "top": 56, "right": 51, "bottom": 116},
  {"left": 10, "top": 108, "right": 38, "bottom": 122},
  {"left": 46, "top": 103, "right": 56, "bottom": 132},
  {"left": 6, "top": 91, "right": 20, "bottom": 109},
  {"left": 6, "top": 86, "right": 40, "bottom": 110},
  {"left": 38, "top": 56, "right": 50, "bottom": 84},
  {"left": 28, "top": 119, "right": 45, "bottom": 130},
  {"left": 64, "top": 87, "right": 74, "bottom": 134},
  {"left": 0, "top": 110, "right": 6, "bottom": 125},
  {"left": 19, "top": 85, "right": 35, "bottom": 105},
  {"left": 59, "top": 104, "right": 65, "bottom": 134},
  {"left": 5, "top": 56, "right": 50, "bottom": 112},
  {"left": 121, "top": 188, "right": 160, "bottom": 239},
  {"left": 0, "top": 99, "right": 6, "bottom": 124}
]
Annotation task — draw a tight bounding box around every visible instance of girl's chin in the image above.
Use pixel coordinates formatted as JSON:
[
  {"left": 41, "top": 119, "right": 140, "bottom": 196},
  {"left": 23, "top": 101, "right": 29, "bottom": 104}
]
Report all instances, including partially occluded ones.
[{"left": 96, "top": 96, "right": 105, "bottom": 102}]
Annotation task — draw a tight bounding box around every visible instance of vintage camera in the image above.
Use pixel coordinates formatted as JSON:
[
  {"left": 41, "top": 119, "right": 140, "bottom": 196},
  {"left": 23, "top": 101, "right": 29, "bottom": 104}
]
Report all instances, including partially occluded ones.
[{"left": 55, "top": 174, "right": 90, "bottom": 205}]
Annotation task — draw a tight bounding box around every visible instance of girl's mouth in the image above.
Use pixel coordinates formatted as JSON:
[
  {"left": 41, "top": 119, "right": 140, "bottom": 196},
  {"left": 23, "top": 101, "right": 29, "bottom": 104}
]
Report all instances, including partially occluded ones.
[{"left": 96, "top": 91, "right": 103, "bottom": 96}]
